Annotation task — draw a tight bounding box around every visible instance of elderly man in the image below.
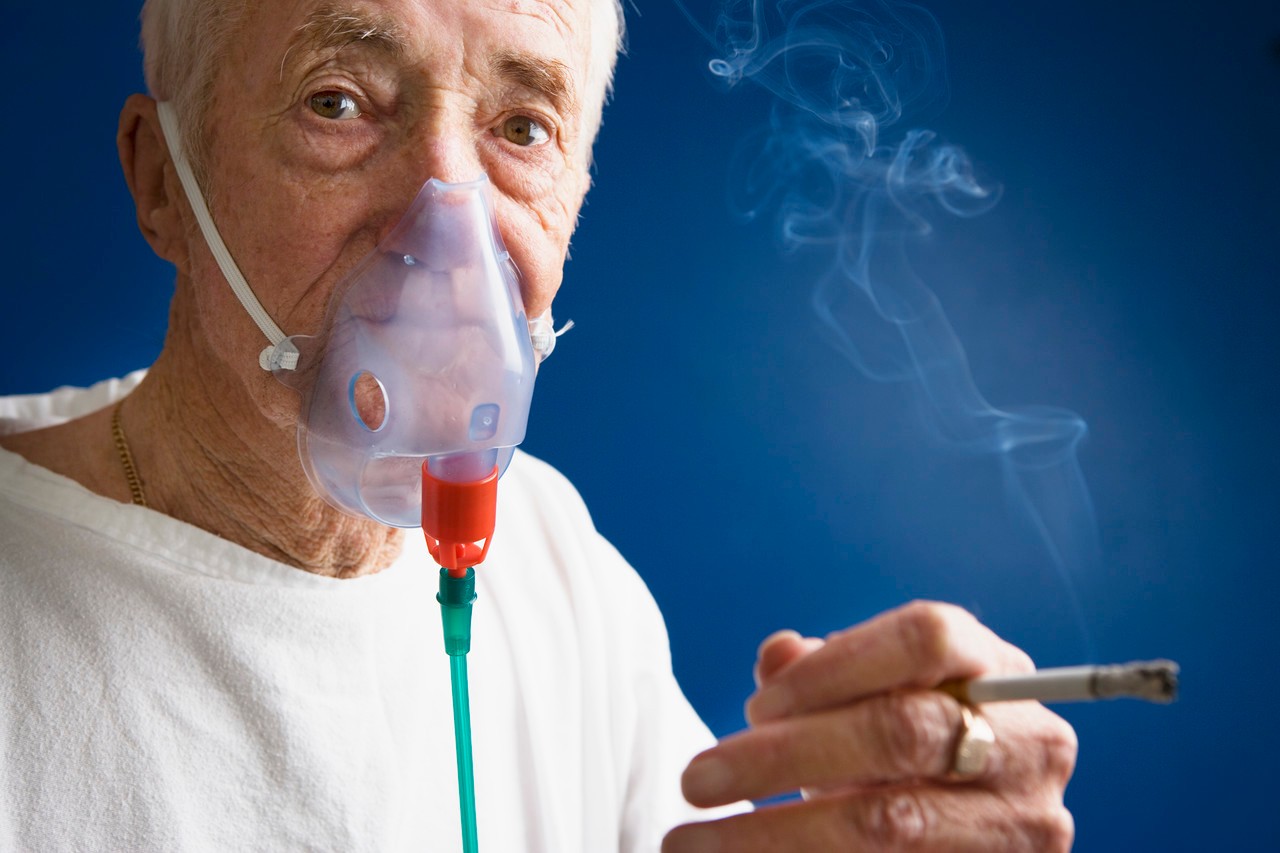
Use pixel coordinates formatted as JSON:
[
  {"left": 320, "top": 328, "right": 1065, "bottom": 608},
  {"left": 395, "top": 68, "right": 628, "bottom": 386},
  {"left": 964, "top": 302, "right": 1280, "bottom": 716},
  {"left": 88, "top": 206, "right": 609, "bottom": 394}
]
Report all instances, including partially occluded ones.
[{"left": 0, "top": 0, "right": 1076, "bottom": 850}]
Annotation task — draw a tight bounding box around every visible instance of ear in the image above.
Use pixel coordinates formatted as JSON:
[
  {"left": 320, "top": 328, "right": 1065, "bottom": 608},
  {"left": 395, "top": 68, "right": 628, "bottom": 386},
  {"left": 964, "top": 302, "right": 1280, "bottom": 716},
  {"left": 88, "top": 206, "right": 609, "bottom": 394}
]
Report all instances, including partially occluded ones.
[{"left": 118, "top": 93, "right": 190, "bottom": 271}]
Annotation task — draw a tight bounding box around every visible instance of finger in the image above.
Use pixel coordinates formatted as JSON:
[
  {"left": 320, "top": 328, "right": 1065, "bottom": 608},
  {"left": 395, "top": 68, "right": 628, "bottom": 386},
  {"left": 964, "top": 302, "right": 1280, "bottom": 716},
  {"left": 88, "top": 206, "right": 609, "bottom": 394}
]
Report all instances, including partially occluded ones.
[
  {"left": 687, "top": 691, "right": 967, "bottom": 807},
  {"left": 804, "top": 700, "right": 1078, "bottom": 803},
  {"left": 686, "top": 694, "right": 1078, "bottom": 808},
  {"left": 753, "top": 630, "right": 824, "bottom": 688},
  {"left": 663, "top": 786, "right": 1075, "bottom": 853},
  {"left": 746, "top": 600, "right": 1035, "bottom": 724}
]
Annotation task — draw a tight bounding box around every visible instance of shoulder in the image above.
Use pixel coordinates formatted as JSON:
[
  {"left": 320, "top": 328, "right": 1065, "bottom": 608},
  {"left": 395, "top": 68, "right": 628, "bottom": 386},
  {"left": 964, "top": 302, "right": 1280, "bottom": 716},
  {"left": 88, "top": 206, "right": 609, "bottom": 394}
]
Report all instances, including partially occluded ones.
[
  {"left": 495, "top": 449, "right": 604, "bottom": 548},
  {"left": 502, "top": 449, "right": 590, "bottom": 510},
  {"left": 0, "top": 371, "right": 147, "bottom": 433},
  {"left": 484, "top": 449, "right": 666, "bottom": 646},
  {"left": 484, "top": 449, "right": 675, "bottom": 678}
]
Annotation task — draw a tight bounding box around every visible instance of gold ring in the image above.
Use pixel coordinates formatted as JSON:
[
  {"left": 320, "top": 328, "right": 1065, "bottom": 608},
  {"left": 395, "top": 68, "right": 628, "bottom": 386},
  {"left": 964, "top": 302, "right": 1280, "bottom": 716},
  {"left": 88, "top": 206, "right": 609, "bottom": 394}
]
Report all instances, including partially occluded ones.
[{"left": 949, "top": 704, "right": 995, "bottom": 780}]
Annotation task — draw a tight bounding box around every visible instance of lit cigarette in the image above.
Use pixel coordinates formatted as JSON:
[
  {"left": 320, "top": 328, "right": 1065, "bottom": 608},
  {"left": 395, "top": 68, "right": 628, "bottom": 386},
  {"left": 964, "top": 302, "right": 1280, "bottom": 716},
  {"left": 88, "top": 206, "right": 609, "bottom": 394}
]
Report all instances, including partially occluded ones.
[{"left": 942, "top": 660, "right": 1179, "bottom": 705}]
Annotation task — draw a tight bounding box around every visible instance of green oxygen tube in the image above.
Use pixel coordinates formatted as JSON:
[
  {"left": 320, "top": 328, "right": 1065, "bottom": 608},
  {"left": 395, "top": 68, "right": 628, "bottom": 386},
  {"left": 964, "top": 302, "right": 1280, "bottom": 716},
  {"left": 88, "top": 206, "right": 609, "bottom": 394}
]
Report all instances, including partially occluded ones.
[
  {"left": 438, "top": 568, "right": 478, "bottom": 853},
  {"left": 422, "top": 459, "right": 498, "bottom": 853}
]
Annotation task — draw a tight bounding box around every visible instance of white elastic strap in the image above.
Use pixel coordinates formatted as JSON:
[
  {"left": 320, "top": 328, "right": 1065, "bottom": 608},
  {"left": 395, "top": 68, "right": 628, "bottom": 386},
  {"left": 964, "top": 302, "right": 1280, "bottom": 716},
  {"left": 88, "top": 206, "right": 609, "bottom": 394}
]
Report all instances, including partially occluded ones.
[{"left": 154, "top": 102, "right": 298, "bottom": 371}]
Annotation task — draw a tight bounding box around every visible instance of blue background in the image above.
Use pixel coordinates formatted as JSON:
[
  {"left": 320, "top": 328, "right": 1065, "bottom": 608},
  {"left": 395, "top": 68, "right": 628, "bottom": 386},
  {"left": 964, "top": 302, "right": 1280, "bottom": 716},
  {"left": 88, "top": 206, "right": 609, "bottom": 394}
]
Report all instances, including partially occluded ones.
[{"left": 3, "top": 1, "right": 1277, "bottom": 849}]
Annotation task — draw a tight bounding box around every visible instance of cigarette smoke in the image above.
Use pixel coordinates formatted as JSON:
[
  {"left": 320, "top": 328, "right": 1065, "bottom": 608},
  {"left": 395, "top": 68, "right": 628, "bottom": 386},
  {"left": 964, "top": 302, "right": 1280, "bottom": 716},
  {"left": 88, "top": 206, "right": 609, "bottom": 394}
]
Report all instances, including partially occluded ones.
[{"left": 701, "top": 0, "right": 1100, "bottom": 635}]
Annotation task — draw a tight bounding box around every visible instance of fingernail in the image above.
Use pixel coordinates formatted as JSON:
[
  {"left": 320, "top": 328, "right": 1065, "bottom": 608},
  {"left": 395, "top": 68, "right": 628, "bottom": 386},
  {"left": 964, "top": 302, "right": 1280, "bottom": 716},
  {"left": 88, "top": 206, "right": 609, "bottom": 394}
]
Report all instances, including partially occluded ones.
[
  {"left": 664, "top": 822, "right": 721, "bottom": 853},
  {"left": 749, "top": 684, "right": 793, "bottom": 722},
  {"left": 683, "top": 755, "right": 733, "bottom": 803}
]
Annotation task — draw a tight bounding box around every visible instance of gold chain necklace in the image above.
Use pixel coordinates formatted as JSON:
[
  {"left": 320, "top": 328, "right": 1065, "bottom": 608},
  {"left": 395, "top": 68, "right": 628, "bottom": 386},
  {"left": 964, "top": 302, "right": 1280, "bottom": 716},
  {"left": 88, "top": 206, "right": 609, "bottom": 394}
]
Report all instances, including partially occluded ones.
[{"left": 110, "top": 400, "right": 147, "bottom": 507}]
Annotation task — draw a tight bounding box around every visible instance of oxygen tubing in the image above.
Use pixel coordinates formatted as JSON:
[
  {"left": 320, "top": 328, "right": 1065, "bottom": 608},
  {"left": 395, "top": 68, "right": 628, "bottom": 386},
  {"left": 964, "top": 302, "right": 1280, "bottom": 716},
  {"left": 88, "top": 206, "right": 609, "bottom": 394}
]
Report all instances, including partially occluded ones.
[{"left": 438, "top": 568, "right": 479, "bottom": 853}]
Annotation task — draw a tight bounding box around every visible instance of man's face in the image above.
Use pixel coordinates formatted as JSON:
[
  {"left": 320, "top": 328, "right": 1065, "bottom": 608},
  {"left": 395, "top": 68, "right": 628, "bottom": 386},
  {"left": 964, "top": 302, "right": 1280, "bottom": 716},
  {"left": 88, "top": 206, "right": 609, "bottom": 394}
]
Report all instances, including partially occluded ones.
[{"left": 185, "top": 0, "right": 595, "bottom": 406}]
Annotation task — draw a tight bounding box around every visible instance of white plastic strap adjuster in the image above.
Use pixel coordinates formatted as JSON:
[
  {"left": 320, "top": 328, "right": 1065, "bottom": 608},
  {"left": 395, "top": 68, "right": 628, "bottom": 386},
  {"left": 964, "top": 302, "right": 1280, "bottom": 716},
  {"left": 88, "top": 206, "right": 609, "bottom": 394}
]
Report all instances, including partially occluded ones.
[{"left": 530, "top": 316, "right": 574, "bottom": 362}]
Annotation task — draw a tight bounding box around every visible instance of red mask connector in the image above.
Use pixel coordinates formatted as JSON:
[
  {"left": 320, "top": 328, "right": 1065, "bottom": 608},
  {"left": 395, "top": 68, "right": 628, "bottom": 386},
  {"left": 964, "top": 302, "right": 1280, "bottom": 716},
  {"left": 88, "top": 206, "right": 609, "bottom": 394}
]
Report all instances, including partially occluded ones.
[{"left": 422, "top": 462, "right": 499, "bottom": 576}]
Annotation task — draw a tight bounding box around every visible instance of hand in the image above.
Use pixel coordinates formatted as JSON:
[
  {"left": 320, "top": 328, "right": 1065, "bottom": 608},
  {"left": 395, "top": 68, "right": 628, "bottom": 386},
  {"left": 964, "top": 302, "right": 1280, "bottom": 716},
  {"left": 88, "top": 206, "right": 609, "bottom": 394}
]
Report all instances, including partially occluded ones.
[{"left": 663, "top": 601, "right": 1077, "bottom": 851}]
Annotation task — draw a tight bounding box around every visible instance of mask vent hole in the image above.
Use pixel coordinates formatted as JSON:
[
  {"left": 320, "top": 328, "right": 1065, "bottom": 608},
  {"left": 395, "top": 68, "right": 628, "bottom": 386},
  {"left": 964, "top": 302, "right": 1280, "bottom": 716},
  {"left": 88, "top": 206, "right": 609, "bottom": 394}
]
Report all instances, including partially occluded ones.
[
  {"left": 469, "top": 404, "right": 500, "bottom": 441},
  {"left": 349, "top": 370, "right": 388, "bottom": 432}
]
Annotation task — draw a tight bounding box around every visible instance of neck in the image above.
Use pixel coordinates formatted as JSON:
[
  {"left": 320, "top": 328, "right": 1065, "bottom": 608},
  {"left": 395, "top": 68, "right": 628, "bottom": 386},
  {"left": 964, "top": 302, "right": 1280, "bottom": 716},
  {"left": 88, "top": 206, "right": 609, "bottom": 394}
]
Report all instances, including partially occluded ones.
[{"left": 117, "top": 292, "right": 405, "bottom": 578}]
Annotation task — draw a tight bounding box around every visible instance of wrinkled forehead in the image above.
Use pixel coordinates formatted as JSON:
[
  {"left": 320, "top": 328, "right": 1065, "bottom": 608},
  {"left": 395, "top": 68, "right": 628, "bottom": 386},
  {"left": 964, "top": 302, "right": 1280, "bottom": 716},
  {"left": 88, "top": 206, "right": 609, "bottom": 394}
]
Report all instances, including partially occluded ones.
[
  {"left": 225, "top": 0, "right": 595, "bottom": 93},
  {"left": 486, "top": 0, "right": 587, "bottom": 44}
]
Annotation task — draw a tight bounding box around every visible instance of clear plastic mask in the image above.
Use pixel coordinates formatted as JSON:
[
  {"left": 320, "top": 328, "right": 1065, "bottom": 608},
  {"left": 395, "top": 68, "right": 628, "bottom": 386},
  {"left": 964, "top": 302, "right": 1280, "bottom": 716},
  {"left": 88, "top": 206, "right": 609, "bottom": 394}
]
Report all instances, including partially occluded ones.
[{"left": 271, "top": 177, "right": 538, "bottom": 527}]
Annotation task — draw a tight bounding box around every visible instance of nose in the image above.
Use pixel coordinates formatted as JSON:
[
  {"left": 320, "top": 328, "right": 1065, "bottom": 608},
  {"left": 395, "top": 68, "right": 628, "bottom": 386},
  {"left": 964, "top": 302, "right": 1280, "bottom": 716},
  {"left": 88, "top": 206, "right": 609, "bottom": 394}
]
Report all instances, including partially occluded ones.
[{"left": 406, "top": 115, "right": 484, "bottom": 187}]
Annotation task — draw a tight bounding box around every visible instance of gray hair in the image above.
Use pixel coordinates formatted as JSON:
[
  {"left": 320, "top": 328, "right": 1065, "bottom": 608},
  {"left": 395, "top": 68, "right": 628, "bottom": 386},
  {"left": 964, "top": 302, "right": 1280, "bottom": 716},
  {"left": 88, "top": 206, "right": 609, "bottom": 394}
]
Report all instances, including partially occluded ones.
[{"left": 140, "top": 0, "right": 626, "bottom": 186}]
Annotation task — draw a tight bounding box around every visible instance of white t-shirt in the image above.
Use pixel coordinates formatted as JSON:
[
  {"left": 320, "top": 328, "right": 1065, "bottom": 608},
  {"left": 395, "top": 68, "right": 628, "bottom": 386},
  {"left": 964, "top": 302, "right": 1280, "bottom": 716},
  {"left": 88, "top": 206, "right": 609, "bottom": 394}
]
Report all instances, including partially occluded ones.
[{"left": 0, "top": 374, "right": 736, "bottom": 852}]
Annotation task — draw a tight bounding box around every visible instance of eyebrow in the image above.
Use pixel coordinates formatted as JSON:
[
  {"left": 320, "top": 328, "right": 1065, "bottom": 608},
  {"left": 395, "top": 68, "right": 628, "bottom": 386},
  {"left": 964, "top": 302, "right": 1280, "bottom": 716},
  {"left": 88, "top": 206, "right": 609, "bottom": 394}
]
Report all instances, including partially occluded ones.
[
  {"left": 490, "top": 50, "right": 579, "bottom": 117},
  {"left": 281, "top": 4, "right": 409, "bottom": 74}
]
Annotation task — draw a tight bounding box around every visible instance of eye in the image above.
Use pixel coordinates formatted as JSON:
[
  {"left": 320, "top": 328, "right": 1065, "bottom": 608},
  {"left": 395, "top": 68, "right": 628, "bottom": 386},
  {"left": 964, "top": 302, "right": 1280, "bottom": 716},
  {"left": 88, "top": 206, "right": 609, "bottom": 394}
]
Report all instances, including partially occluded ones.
[
  {"left": 499, "top": 115, "right": 550, "bottom": 147},
  {"left": 309, "top": 91, "right": 361, "bottom": 120}
]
